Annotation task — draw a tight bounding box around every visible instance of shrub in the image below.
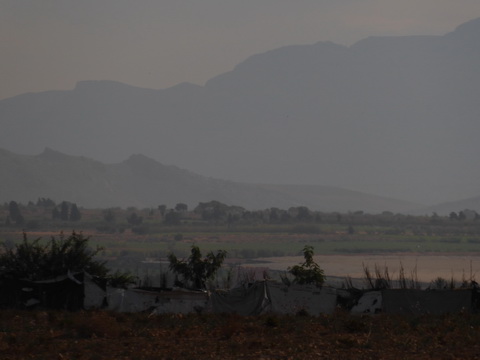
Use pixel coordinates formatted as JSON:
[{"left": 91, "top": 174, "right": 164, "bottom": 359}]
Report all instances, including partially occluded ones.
[
  {"left": 288, "top": 245, "right": 325, "bottom": 286},
  {"left": 168, "top": 245, "right": 227, "bottom": 289},
  {"left": 0, "top": 232, "right": 108, "bottom": 281}
]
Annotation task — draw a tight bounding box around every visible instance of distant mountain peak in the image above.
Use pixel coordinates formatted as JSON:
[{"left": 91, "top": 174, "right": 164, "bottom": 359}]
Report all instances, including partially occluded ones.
[
  {"left": 453, "top": 17, "right": 480, "bottom": 33},
  {"left": 446, "top": 17, "right": 480, "bottom": 40},
  {"left": 124, "top": 153, "right": 157, "bottom": 164},
  {"left": 75, "top": 80, "right": 131, "bottom": 89},
  {"left": 38, "top": 147, "right": 71, "bottom": 160},
  {"left": 73, "top": 80, "right": 158, "bottom": 94}
]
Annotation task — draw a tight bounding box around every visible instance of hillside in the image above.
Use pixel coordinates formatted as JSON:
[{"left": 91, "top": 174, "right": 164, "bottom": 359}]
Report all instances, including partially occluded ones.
[
  {"left": 412, "top": 196, "right": 480, "bottom": 216},
  {"left": 1, "top": 18, "right": 480, "bottom": 204},
  {"left": 0, "top": 148, "right": 419, "bottom": 213}
]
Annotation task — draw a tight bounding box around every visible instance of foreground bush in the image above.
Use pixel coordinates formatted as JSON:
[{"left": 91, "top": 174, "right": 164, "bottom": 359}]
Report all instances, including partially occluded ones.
[{"left": 0, "top": 232, "right": 108, "bottom": 280}]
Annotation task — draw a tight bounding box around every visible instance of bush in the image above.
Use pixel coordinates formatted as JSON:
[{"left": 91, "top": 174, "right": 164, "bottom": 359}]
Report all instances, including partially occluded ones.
[
  {"left": 107, "top": 270, "right": 138, "bottom": 289},
  {"left": 288, "top": 245, "right": 325, "bottom": 286},
  {"left": 168, "top": 245, "right": 227, "bottom": 289},
  {"left": 0, "top": 232, "right": 108, "bottom": 280}
]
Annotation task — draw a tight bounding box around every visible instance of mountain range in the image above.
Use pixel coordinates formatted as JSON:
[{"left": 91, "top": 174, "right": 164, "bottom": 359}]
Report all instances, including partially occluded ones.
[
  {"left": 0, "top": 147, "right": 423, "bottom": 213},
  {"left": 1, "top": 18, "right": 480, "bottom": 206}
]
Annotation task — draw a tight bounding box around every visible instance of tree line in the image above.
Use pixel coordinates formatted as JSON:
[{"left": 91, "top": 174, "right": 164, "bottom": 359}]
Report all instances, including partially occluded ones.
[{"left": 2, "top": 198, "right": 480, "bottom": 236}]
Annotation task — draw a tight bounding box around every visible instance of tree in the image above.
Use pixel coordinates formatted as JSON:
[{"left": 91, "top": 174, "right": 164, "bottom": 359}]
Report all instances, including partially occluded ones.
[
  {"left": 288, "top": 245, "right": 325, "bottom": 286},
  {"left": 103, "top": 208, "right": 116, "bottom": 223},
  {"left": 126, "top": 212, "right": 143, "bottom": 226},
  {"left": 296, "top": 206, "right": 312, "bottom": 222},
  {"left": 69, "top": 203, "right": 81, "bottom": 221},
  {"left": 52, "top": 207, "right": 61, "bottom": 220},
  {"left": 14, "top": 214, "right": 24, "bottom": 226},
  {"left": 36, "top": 198, "right": 56, "bottom": 208},
  {"left": 269, "top": 207, "right": 279, "bottom": 222},
  {"left": 8, "top": 201, "right": 24, "bottom": 225},
  {"left": 168, "top": 245, "right": 227, "bottom": 289},
  {"left": 0, "top": 232, "right": 108, "bottom": 281},
  {"left": 106, "top": 270, "right": 138, "bottom": 289},
  {"left": 164, "top": 210, "right": 181, "bottom": 226},
  {"left": 60, "top": 201, "right": 69, "bottom": 221},
  {"left": 158, "top": 205, "right": 167, "bottom": 217},
  {"left": 8, "top": 201, "right": 21, "bottom": 220},
  {"left": 175, "top": 203, "right": 188, "bottom": 213}
]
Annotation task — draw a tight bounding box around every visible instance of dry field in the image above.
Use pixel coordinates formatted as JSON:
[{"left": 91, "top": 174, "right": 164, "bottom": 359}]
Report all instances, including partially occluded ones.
[{"left": 2, "top": 310, "right": 480, "bottom": 359}]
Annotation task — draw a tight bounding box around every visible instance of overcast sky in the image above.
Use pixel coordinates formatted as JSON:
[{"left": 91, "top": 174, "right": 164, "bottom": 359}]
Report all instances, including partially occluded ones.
[{"left": 1, "top": 0, "right": 480, "bottom": 100}]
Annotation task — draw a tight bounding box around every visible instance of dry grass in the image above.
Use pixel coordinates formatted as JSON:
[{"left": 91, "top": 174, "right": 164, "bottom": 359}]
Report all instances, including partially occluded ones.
[{"left": 1, "top": 309, "right": 480, "bottom": 359}]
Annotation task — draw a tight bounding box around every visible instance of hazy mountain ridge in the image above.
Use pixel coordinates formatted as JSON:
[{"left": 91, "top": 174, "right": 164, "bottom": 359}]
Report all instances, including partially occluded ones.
[
  {"left": 0, "top": 148, "right": 421, "bottom": 213},
  {"left": 410, "top": 196, "right": 480, "bottom": 216},
  {"left": 1, "top": 18, "right": 480, "bottom": 204}
]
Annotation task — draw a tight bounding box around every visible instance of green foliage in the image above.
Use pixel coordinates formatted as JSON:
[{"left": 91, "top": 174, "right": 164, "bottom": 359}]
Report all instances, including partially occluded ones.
[
  {"left": 107, "top": 270, "right": 138, "bottom": 289},
  {"left": 36, "top": 197, "right": 56, "bottom": 208},
  {"left": 0, "top": 232, "right": 108, "bottom": 281},
  {"left": 126, "top": 212, "right": 143, "bottom": 226},
  {"left": 288, "top": 245, "right": 325, "bottom": 286},
  {"left": 60, "top": 201, "right": 69, "bottom": 221},
  {"left": 158, "top": 204, "right": 167, "bottom": 216},
  {"left": 8, "top": 200, "right": 24, "bottom": 225},
  {"left": 195, "top": 201, "right": 229, "bottom": 222},
  {"left": 164, "top": 210, "right": 181, "bottom": 226},
  {"left": 103, "top": 208, "right": 116, "bottom": 223},
  {"left": 168, "top": 245, "right": 227, "bottom": 289},
  {"left": 175, "top": 203, "right": 188, "bottom": 212},
  {"left": 69, "top": 203, "right": 81, "bottom": 221},
  {"left": 429, "top": 276, "right": 456, "bottom": 290}
]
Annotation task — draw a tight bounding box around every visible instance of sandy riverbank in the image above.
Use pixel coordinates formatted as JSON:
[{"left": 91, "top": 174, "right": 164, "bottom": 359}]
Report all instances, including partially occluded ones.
[{"left": 242, "top": 254, "right": 480, "bottom": 284}]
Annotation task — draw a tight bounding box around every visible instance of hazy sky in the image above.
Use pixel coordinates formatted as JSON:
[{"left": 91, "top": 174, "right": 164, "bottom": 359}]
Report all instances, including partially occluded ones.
[{"left": 1, "top": 0, "right": 480, "bottom": 100}]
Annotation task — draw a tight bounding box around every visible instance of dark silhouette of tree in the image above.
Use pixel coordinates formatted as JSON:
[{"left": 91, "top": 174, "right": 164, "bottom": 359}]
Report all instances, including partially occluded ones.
[
  {"left": 195, "top": 201, "right": 229, "bottom": 222},
  {"left": 126, "top": 212, "right": 143, "bottom": 226},
  {"left": 0, "top": 232, "right": 108, "bottom": 281},
  {"left": 449, "top": 212, "right": 459, "bottom": 220},
  {"left": 158, "top": 205, "right": 167, "bottom": 217},
  {"left": 60, "top": 201, "right": 69, "bottom": 221},
  {"left": 288, "top": 245, "right": 325, "bottom": 286},
  {"left": 348, "top": 225, "right": 355, "bottom": 234},
  {"left": 36, "top": 198, "right": 56, "bottom": 208},
  {"left": 175, "top": 203, "right": 188, "bottom": 213},
  {"left": 8, "top": 201, "right": 20, "bottom": 219},
  {"left": 164, "top": 210, "right": 181, "bottom": 226},
  {"left": 296, "top": 206, "right": 312, "bottom": 222},
  {"left": 269, "top": 207, "right": 279, "bottom": 223},
  {"left": 14, "top": 214, "right": 24, "bottom": 226},
  {"left": 52, "top": 207, "right": 61, "bottom": 220},
  {"left": 8, "top": 201, "right": 24, "bottom": 225},
  {"left": 103, "top": 209, "right": 116, "bottom": 223},
  {"left": 69, "top": 203, "right": 81, "bottom": 221},
  {"left": 168, "top": 245, "right": 227, "bottom": 289},
  {"left": 280, "top": 211, "right": 291, "bottom": 224}
]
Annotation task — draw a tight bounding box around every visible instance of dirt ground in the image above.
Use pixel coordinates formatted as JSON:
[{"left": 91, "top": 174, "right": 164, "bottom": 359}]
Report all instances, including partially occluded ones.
[
  {"left": 3, "top": 310, "right": 480, "bottom": 360},
  {"left": 246, "top": 254, "right": 480, "bottom": 284}
]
